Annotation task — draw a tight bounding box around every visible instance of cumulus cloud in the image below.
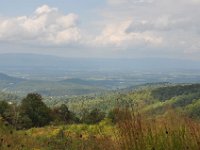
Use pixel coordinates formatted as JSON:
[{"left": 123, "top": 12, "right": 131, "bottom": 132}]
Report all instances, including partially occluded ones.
[
  {"left": 100, "top": 0, "right": 200, "bottom": 58},
  {"left": 0, "top": 1, "right": 200, "bottom": 59},
  {"left": 0, "top": 5, "right": 81, "bottom": 45},
  {"left": 94, "top": 20, "right": 162, "bottom": 48}
]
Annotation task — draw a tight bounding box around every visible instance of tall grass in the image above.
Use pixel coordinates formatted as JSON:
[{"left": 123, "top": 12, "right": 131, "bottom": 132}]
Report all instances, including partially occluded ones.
[
  {"left": 114, "top": 108, "right": 200, "bottom": 150},
  {"left": 1, "top": 109, "right": 200, "bottom": 150}
]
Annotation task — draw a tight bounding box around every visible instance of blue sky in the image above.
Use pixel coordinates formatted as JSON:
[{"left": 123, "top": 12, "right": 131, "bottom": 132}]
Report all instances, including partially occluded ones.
[
  {"left": 0, "top": 0, "right": 105, "bottom": 15},
  {"left": 0, "top": 0, "right": 105, "bottom": 26},
  {"left": 0, "top": 0, "right": 200, "bottom": 59}
]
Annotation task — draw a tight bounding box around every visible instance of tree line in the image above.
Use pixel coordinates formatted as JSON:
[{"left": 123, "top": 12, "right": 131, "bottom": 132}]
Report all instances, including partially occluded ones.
[{"left": 0, "top": 93, "right": 107, "bottom": 130}]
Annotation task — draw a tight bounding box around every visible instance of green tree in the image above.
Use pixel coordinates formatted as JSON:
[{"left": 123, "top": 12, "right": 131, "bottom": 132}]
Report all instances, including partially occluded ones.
[
  {"left": 59, "top": 104, "right": 71, "bottom": 122},
  {"left": 82, "top": 108, "right": 105, "bottom": 124},
  {"left": 16, "top": 114, "right": 32, "bottom": 130},
  {"left": 52, "top": 104, "right": 79, "bottom": 124},
  {"left": 0, "top": 101, "right": 9, "bottom": 117},
  {"left": 3, "top": 103, "right": 20, "bottom": 127},
  {"left": 20, "top": 93, "right": 52, "bottom": 127}
]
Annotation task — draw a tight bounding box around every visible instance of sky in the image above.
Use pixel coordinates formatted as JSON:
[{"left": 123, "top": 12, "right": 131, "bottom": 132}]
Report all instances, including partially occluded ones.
[{"left": 0, "top": 0, "right": 200, "bottom": 59}]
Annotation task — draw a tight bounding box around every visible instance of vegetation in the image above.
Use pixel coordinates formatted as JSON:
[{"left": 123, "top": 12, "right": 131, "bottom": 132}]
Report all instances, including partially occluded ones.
[
  {"left": 1, "top": 107, "right": 200, "bottom": 150},
  {"left": 81, "top": 108, "right": 105, "bottom": 124},
  {"left": 0, "top": 93, "right": 106, "bottom": 130},
  {"left": 20, "top": 93, "right": 52, "bottom": 128},
  {"left": 151, "top": 84, "right": 200, "bottom": 101},
  {"left": 0, "top": 84, "right": 200, "bottom": 149}
]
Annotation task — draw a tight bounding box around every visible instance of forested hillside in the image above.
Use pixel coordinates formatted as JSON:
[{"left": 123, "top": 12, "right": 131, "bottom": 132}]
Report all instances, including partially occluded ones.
[
  {"left": 1, "top": 84, "right": 200, "bottom": 149},
  {"left": 49, "top": 84, "right": 200, "bottom": 119},
  {"left": 1, "top": 83, "right": 200, "bottom": 118}
]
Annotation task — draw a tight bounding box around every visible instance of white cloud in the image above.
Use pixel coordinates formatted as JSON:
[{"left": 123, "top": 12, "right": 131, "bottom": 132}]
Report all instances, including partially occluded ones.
[
  {"left": 107, "top": 0, "right": 154, "bottom": 5},
  {"left": 0, "top": 5, "right": 81, "bottom": 45},
  {"left": 94, "top": 20, "right": 162, "bottom": 48},
  {"left": 35, "top": 4, "right": 57, "bottom": 15},
  {"left": 98, "top": 0, "right": 200, "bottom": 58},
  {"left": 0, "top": 1, "right": 200, "bottom": 59}
]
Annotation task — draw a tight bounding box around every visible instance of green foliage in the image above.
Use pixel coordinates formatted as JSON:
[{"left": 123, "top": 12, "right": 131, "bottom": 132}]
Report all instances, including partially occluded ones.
[
  {"left": 171, "top": 92, "right": 200, "bottom": 107},
  {"left": 16, "top": 114, "right": 33, "bottom": 129},
  {"left": 82, "top": 108, "right": 105, "bottom": 124},
  {"left": 52, "top": 104, "right": 80, "bottom": 124},
  {"left": 1, "top": 83, "right": 200, "bottom": 149},
  {"left": 1, "top": 83, "right": 200, "bottom": 138},
  {"left": 107, "top": 108, "right": 119, "bottom": 123},
  {"left": 44, "top": 83, "right": 200, "bottom": 119},
  {"left": 186, "top": 100, "right": 200, "bottom": 119},
  {"left": 0, "top": 101, "right": 9, "bottom": 116},
  {"left": 151, "top": 84, "right": 200, "bottom": 101},
  {"left": 20, "top": 93, "right": 52, "bottom": 127}
]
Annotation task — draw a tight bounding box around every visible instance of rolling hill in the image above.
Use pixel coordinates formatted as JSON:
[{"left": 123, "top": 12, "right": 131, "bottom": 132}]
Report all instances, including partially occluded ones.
[
  {"left": 0, "top": 72, "right": 24, "bottom": 82},
  {"left": 0, "top": 73, "right": 107, "bottom": 96},
  {"left": 54, "top": 83, "right": 200, "bottom": 119}
]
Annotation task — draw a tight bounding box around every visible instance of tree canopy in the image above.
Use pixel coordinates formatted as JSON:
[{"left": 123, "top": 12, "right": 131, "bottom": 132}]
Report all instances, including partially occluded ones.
[{"left": 20, "top": 93, "right": 52, "bottom": 127}]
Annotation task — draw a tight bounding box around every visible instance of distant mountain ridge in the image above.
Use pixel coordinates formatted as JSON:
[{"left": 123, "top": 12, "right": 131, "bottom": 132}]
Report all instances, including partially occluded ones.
[
  {"left": 0, "top": 72, "right": 25, "bottom": 82},
  {"left": 0, "top": 53, "right": 200, "bottom": 71},
  {"left": 0, "top": 53, "right": 200, "bottom": 96},
  {"left": 0, "top": 72, "right": 107, "bottom": 96}
]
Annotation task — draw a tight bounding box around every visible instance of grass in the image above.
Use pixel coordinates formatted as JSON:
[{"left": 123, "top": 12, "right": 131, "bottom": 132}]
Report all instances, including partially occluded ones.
[
  {"left": 114, "top": 109, "right": 200, "bottom": 150},
  {"left": 1, "top": 109, "right": 200, "bottom": 150}
]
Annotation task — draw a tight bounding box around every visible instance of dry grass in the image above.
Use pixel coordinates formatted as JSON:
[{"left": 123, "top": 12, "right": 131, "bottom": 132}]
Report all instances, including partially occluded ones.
[
  {"left": 1, "top": 109, "right": 200, "bottom": 150},
  {"left": 113, "top": 108, "right": 200, "bottom": 150}
]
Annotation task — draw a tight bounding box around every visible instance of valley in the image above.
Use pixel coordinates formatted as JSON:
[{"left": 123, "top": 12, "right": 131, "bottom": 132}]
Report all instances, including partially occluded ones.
[{"left": 1, "top": 54, "right": 200, "bottom": 150}]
